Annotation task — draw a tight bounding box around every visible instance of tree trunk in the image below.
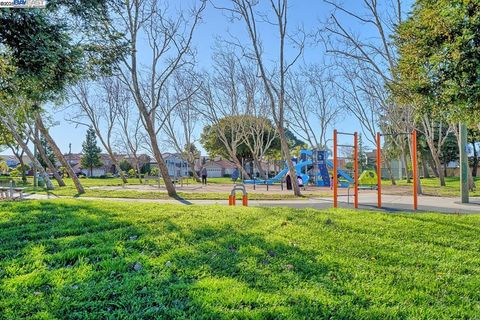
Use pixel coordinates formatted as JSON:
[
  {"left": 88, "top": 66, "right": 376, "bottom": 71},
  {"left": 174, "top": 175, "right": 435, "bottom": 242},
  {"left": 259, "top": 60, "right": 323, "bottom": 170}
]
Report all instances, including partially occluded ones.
[
  {"left": 232, "top": 157, "right": 250, "bottom": 180},
  {"left": 432, "top": 154, "right": 446, "bottom": 186},
  {"left": 105, "top": 149, "right": 127, "bottom": 183},
  {"left": 33, "top": 135, "right": 66, "bottom": 187},
  {"left": 472, "top": 142, "right": 478, "bottom": 177},
  {"left": 407, "top": 135, "right": 422, "bottom": 194},
  {"left": 9, "top": 146, "right": 27, "bottom": 184},
  {"left": 428, "top": 157, "right": 439, "bottom": 177},
  {"left": 95, "top": 131, "right": 128, "bottom": 184},
  {"left": 385, "top": 159, "right": 396, "bottom": 185},
  {"left": 253, "top": 157, "right": 267, "bottom": 179},
  {"left": 421, "top": 155, "right": 430, "bottom": 179},
  {"left": 402, "top": 150, "right": 411, "bottom": 183},
  {"left": 16, "top": 154, "right": 27, "bottom": 184},
  {"left": 278, "top": 126, "right": 301, "bottom": 196},
  {"left": 144, "top": 124, "right": 177, "bottom": 197},
  {"left": 187, "top": 160, "right": 201, "bottom": 182},
  {"left": 468, "top": 166, "right": 476, "bottom": 191},
  {"left": 0, "top": 115, "right": 54, "bottom": 190},
  {"left": 35, "top": 113, "right": 85, "bottom": 194}
]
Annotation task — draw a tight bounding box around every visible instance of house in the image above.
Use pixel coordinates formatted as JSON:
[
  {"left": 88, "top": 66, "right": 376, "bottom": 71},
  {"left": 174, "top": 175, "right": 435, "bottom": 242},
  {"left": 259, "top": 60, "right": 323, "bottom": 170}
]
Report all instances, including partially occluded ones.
[
  {"left": 149, "top": 153, "right": 195, "bottom": 178},
  {"left": 64, "top": 153, "right": 150, "bottom": 177},
  {"left": 0, "top": 155, "right": 32, "bottom": 169},
  {"left": 203, "top": 159, "right": 236, "bottom": 178}
]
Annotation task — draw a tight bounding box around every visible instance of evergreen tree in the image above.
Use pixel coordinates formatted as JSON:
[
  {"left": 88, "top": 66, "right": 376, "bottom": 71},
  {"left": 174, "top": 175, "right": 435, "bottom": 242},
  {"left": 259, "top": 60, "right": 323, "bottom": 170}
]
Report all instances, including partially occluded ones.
[
  {"left": 357, "top": 134, "right": 368, "bottom": 171},
  {"left": 37, "top": 135, "right": 56, "bottom": 170},
  {"left": 81, "top": 127, "right": 102, "bottom": 177}
]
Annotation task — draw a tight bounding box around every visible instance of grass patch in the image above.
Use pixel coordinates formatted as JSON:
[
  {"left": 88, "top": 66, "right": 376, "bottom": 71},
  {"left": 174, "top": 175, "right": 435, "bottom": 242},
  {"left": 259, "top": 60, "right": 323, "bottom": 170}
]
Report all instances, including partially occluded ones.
[
  {"left": 1, "top": 176, "right": 234, "bottom": 188},
  {"left": 383, "top": 177, "right": 480, "bottom": 197},
  {"left": 0, "top": 200, "right": 479, "bottom": 319},
  {"left": 25, "top": 187, "right": 328, "bottom": 201}
]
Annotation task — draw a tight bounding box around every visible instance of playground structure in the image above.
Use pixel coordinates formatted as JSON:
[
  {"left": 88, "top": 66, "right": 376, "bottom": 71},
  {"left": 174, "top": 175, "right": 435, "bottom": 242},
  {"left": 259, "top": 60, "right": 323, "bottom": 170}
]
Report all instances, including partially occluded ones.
[
  {"left": 332, "top": 129, "right": 419, "bottom": 210},
  {"left": 240, "top": 128, "right": 420, "bottom": 211},
  {"left": 243, "top": 149, "right": 355, "bottom": 188}
]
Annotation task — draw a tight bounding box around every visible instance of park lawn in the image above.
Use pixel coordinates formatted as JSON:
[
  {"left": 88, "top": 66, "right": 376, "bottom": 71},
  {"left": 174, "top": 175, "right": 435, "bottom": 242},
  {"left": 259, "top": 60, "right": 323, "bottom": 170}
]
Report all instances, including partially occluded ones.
[
  {"left": 0, "top": 200, "right": 479, "bottom": 319},
  {"left": 383, "top": 176, "right": 480, "bottom": 197},
  {"left": 1, "top": 176, "right": 236, "bottom": 188},
  {"left": 25, "top": 187, "right": 329, "bottom": 201},
  {"left": 20, "top": 176, "right": 330, "bottom": 200}
]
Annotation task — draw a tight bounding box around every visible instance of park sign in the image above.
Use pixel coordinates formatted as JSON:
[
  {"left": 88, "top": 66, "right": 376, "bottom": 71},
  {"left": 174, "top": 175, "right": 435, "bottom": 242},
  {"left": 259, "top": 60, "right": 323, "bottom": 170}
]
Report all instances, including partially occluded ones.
[{"left": 0, "top": 0, "right": 46, "bottom": 8}]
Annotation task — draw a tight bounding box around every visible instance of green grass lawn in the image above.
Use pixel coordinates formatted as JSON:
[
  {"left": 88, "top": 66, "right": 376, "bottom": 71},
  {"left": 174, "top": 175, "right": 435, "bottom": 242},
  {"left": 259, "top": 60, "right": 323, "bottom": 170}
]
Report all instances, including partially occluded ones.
[
  {"left": 0, "top": 176, "right": 234, "bottom": 188},
  {"left": 383, "top": 176, "right": 480, "bottom": 197},
  {"left": 1, "top": 200, "right": 479, "bottom": 319},
  {"left": 12, "top": 176, "right": 329, "bottom": 200},
  {"left": 26, "top": 188, "right": 326, "bottom": 201}
]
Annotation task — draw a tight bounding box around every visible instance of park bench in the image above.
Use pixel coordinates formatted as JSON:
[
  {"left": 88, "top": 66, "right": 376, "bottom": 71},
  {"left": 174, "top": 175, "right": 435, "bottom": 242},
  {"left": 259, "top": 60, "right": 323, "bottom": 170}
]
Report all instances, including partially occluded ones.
[
  {"left": 0, "top": 187, "right": 8, "bottom": 199},
  {"left": 0, "top": 186, "right": 24, "bottom": 200}
]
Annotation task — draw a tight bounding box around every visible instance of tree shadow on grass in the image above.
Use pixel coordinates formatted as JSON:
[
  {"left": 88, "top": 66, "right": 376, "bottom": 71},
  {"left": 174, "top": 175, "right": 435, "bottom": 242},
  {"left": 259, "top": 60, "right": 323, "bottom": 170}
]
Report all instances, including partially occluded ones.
[{"left": 0, "top": 201, "right": 408, "bottom": 319}]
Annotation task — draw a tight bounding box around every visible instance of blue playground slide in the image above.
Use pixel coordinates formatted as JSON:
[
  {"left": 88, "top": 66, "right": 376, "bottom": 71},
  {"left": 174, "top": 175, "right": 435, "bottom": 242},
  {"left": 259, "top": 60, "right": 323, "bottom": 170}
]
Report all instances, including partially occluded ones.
[
  {"left": 326, "top": 160, "right": 354, "bottom": 183},
  {"left": 244, "top": 160, "right": 312, "bottom": 185}
]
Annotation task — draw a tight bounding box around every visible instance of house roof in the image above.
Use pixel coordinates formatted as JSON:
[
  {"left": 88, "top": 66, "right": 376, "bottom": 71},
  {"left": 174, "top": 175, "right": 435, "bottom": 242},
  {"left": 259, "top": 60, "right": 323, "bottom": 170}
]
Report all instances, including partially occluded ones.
[{"left": 204, "top": 159, "right": 236, "bottom": 169}]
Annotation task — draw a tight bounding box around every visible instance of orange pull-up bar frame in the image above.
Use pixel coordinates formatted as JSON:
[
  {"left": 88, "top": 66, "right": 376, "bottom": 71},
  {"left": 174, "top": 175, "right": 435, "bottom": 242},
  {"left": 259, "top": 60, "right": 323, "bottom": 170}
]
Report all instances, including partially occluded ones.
[
  {"left": 333, "top": 130, "right": 358, "bottom": 209},
  {"left": 376, "top": 130, "right": 418, "bottom": 210}
]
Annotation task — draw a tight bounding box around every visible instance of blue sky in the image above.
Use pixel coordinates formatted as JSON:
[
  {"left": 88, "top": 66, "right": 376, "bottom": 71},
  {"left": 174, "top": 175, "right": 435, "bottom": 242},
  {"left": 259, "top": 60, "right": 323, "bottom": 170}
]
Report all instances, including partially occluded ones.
[{"left": 47, "top": 0, "right": 407, "bottom": 155}]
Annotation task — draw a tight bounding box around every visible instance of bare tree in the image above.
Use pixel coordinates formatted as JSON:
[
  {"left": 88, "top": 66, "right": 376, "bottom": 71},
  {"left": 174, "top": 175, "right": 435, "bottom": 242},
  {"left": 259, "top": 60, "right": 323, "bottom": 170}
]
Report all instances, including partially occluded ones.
[
  {"left": 197, "top": 53, "right": 251, "bottom": 179},
  {"left": 241, "top": 116, "right": 278, "bottom": 179},
  {"left": 100, "top": 0, "right": 206, "bottom": 197},
  {"left": 419, "top": 118, "right": 454, "bottom": 186},
  {"left": 0, "top": 111, "right": 55, "bottom": 190},
  {"left": 33, "top": 112, "right": 85, "bottom": 193},
  {"left": 24, "top": 121, "right": 66, "bottom": 187},
  {"left": 323, "top": 0, "right": 423, "bottom": 193},
  {"left": 70, "top": 78, "right": 128, "bottom": 183},
  {"left": 116, "top": 96, "right": 147, "bottom": 183},
  {"left": 161, "top": 73, "right": 202, "bottom": 182},
  {"left": 3, "top": 129, "right": 29, "bottom": 184},
  {"left": 214, "top": 0, "right": 306, "bottom": 196},
  {"left": 286, "top": 65, "right": 340, "bottom": 148}
]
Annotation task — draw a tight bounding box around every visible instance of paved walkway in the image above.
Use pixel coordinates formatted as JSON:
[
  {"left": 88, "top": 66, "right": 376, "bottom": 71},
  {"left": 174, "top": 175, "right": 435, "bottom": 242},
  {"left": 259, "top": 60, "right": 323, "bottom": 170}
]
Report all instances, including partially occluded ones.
[{"left": 24, "top": 193, "right": 480, "bottom": 214}]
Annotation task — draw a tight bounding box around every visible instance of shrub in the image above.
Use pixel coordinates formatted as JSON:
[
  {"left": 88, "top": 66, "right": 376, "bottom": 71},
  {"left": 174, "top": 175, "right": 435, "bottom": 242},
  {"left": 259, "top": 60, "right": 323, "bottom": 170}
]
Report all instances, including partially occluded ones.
[{"left": 119, "top": 159, "right": 133, "bottom": 172}]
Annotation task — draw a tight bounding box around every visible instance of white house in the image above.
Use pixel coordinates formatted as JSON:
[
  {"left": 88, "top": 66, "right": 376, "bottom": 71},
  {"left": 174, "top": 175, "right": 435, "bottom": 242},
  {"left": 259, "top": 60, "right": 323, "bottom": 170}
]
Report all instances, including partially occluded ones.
[
  {"left": 150, "top": 153, "right": 190, "bottom": 178},
  {"left": 203, "top": 160, "right": 236, "bottom": 178}
]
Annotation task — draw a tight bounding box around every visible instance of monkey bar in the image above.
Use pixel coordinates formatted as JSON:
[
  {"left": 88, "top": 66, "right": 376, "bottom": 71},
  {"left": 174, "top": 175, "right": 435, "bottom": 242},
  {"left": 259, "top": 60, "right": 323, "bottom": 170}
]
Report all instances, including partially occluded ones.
[{"left": 333, "top": 129, "right": 359, "bottom": 208}]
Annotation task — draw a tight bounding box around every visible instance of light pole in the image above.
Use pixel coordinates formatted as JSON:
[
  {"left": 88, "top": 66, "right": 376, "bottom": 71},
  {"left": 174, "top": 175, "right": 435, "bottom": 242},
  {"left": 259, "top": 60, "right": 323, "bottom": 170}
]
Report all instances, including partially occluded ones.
[{"left": 460, "top": 123, "right": 469, "bottom": 203}]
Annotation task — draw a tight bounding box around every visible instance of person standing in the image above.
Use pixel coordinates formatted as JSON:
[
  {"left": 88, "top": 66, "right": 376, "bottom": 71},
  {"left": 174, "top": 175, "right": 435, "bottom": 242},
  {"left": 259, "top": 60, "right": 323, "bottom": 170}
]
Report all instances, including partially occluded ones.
[
  {"left": 201, "top": 166, "right": 208, "bottom": 185},
  {"left": 231, "top": 168, "right": 239, "bottom": 183}
]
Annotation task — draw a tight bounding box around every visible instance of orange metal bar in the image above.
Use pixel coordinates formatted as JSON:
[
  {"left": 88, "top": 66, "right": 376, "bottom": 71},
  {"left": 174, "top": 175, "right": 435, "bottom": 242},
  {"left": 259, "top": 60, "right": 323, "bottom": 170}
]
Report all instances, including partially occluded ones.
[
  {"left": 376, "top": 132, "right": 382, "bottom": 208},
  {"left": 333, "top": 129, "right": 338, "bottom": 208},
  {"left": 242, "top": 195, "right": 248, "bottom": 207},
  {"left": 412, "top": 130, "right": 418, "bottom": 210},
  {"left": 354, "top": 132, "right": 359, "bottom": 209}
]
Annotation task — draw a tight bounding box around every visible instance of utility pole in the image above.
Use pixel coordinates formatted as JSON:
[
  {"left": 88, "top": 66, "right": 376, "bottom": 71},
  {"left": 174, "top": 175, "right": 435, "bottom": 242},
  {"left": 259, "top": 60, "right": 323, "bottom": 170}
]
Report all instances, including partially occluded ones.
[{"left": 460, "top": 123, "right": 469, "bottom": 203}]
